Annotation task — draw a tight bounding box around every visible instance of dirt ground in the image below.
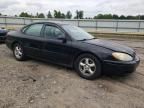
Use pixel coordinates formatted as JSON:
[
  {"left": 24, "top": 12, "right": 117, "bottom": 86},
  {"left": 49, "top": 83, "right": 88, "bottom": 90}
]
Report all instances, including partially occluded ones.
[{"left": 0, "top": 39, "right": 144, "bottom": 108}]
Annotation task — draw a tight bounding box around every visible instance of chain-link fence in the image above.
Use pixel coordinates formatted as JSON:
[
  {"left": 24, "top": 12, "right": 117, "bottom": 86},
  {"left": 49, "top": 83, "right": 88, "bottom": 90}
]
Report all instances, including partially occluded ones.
[{"left": 0, "top": 16, "right": 144, "bottom": 32}]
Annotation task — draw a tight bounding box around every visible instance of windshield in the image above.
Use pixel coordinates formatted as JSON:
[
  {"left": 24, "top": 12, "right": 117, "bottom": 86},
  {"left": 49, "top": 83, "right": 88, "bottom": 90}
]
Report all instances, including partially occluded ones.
[{"left": 62, "top": 25, "right": 94, "bottom": 41}]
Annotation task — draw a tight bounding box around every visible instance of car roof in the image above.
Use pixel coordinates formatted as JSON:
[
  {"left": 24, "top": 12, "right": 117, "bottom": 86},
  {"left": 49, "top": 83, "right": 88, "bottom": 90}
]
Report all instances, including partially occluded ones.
[
  {"left": 30, "top": 22, "right": 69, "bottom": 26},
  {"left": 21, "top": 22, "right": 71, "bottom": 32}
]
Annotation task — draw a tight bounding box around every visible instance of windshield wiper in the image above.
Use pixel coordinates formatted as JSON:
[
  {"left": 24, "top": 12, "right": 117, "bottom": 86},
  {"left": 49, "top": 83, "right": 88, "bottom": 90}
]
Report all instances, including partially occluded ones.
[
  {"left": 90, "top": 37, "right": 96, "bottom": 40},
  {"left": 78, "top": 37, "right": 96, "bottom": 41},
  {"left": 78, "top": 39, "right": 88, "bottom": 41}
]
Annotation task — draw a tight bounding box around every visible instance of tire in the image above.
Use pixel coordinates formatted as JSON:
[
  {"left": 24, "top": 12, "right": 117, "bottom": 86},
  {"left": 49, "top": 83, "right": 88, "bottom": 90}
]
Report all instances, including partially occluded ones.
[
  {"left": 13, "top": 43, "right": 26, "bottom": 61},
  {"left": 74, "top": 53, "right": 101, "bottom": 80}
]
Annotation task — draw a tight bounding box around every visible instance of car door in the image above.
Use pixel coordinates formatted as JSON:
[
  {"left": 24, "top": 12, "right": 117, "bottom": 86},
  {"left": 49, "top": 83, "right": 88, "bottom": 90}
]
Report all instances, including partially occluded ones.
[
  {"left": 22, "top": 23, "right": 44, "bottom": 58},
  {"left": 41, "top": 24, "right": 73, "bottom": 65}
]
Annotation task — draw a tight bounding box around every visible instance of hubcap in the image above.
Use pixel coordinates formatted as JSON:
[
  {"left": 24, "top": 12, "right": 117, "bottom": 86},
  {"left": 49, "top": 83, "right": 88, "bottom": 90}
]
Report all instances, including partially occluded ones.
[
  {"left": 14, "top": 45, "right": 23, "bottom": 59},
  {"left": 79, "top": 58, "right": 96, "bottom": 76}
]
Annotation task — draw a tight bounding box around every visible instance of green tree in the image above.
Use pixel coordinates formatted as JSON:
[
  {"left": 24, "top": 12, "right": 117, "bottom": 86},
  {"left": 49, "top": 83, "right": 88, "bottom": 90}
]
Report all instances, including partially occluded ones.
[
  {"left": 74, "top": 10, "right": 84, "bottom": 19},
  {"left": 113, "top": 14, "right": 119, "bottom": 19},
  {"left": 126, "top": 15, "right": 137, "bottom": 19},
  {"left": 79, "top": 11, "right": 84, "bottom": 19},
  {"left": 37, "top": 13, "right": 45, "bottom": 18},
  {"left": 66, "top": 11, "right": 72, "bottom": 19},
  {"left": 19, "top": 12, "right": 31, "bottom": 17},
  {"left": 47, "top": 11, "right": 52, "bottom": 18},
  {"left": 57, "top": 11, "right": 61, "bottom": 18},
  {"left": 74, "top": 10, "right": 78, "bottom": 19},
  {"left": 61, "top": 13, "right": 65, "bottom": 18},
  {"left": 94, "top": 14, "right": 104, "bottom": 19},
  {"left": 119, "top": 15, "right": 126, "bottom": 19},
  {"left": 103, "top": 14, "right": 113, "bottom": 19},
  {"left": 140, "top": 15, "right": 144, "bottom": 20},
  {"left": 54, "top": 10, "right": 66, "bottom": 18},
  {"left": 54, "top": 10, "right": 59, "bottom": 18},
  {"left": 36, "top": 12, "right": 39, "bottom": 18}
]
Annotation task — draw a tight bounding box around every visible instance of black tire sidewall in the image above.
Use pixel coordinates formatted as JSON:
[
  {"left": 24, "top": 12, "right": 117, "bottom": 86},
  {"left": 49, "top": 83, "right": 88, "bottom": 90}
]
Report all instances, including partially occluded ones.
[{"left": 74, "top": 54, "right": 101, "bottom": 80}]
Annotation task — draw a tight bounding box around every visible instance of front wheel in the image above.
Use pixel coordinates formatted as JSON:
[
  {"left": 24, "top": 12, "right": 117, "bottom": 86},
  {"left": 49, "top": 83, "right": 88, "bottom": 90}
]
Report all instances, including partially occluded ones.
[
  {"left": 74, "top": 54, "right": 101, "bottom": 80},
  {"left": 13, "top": 43, "right": 26, "bottom": 61}
]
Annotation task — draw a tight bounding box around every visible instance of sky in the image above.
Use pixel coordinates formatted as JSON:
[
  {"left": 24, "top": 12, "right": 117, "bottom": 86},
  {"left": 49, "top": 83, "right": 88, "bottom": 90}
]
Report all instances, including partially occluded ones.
[{"left": 0, "top": 0, "right": 144, "bottom": 17}]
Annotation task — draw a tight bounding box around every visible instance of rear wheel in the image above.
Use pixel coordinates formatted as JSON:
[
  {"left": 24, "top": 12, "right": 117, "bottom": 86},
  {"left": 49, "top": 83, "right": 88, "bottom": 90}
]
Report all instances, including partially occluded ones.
[
  {"left": 13, "top": 43, "right": 26, "bottom": 61},
  {"left": 74, "top": 54, "right": 101, "bottom": 80}
]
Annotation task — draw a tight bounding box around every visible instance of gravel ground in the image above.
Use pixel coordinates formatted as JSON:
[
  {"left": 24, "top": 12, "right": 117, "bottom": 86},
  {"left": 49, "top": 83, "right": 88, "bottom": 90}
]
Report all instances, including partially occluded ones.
[{"left": 0, "top": 39, "right": 144, "bottom": 108}]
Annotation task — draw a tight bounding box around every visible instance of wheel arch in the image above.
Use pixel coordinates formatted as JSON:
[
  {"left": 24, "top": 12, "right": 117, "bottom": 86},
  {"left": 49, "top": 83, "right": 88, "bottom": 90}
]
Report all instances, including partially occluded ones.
[
  {"left": 73, "top": 51, "right": 102, "bottom": 67},
  {"left": 11, "top": 41, "right": 23, "bottom": 50}
]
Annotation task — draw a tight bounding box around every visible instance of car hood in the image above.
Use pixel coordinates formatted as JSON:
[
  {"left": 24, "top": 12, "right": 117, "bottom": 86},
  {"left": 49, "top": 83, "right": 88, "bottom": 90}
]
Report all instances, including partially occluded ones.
[{"left": 83, "top": 39, "right": 135, "bottom": 56}]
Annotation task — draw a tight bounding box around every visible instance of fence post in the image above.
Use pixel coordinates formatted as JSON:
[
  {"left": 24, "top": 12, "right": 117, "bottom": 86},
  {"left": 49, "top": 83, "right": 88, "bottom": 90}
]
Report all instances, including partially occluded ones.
[
  {"left": 31, "top": 18, "right": 33, "bottom": 23},
  {"left": 4, "top": 17, "right": 7, "bottom": 28},
  {"left": 78, "top": 19, "right": 80, "bottom": 27},
  {"left": 96, "top": 20, "right": 98, "bottom": 31},
  {"left": 138, "top": 21, "right": 141, "bottom": 32},
  {"left": 116, "top": 20, "right": 118, "bottom": 32},
  {"left": 23, "top": 18, "right": 25, "bottom": 25}
]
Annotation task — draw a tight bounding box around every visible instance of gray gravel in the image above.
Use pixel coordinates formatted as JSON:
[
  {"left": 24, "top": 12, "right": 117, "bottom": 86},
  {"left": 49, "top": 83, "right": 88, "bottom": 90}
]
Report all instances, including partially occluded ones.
[{"left": 0, "top": 39, "right": 144, "bottom": 108}]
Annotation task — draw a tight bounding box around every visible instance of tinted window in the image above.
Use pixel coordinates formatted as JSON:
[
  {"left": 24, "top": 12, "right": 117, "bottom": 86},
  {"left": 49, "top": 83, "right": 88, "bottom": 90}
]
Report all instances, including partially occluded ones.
[
  {"left": 25, "top": 24, "right": 43, "bottom": 37},
  {"left": 44, "top": 25, "right": 65, "bottom": 39}
]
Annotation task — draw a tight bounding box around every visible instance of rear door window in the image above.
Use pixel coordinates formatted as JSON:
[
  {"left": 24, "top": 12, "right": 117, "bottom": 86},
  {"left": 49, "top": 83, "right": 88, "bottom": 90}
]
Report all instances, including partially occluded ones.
[{"left": 24, "top": 24, "right": 43, "bottom": 37}]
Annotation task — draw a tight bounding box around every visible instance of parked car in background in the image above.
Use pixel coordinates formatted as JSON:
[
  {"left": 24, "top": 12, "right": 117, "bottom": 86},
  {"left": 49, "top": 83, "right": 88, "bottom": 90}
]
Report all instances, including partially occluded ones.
[
  {"left": 0, "top": 28, "right": 8, "bottom": 43},
  {"left": 6, "top": 22, "right": 140, "bottom": 80}
]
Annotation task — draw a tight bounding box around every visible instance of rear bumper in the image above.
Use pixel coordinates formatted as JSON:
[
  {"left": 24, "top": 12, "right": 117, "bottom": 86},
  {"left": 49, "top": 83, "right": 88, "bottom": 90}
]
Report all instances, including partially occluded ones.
[{"left": 102, "top": 56, "right": 140, "bottom": 75}]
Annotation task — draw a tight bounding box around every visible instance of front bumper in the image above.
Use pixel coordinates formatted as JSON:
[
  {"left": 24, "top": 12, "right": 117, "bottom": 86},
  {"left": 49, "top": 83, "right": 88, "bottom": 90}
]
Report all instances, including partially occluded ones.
[
  {"left": 102, "top": 56, "right": 140, "bottom": 75},
  {"left": 0, "top": 36, "right": 6, "bottom": 42}
]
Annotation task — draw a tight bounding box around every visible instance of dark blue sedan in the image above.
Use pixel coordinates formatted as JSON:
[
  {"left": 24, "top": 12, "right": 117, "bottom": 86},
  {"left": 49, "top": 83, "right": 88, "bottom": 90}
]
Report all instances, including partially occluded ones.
[
  {"left": 0, "top": 28, "right": 8, "bottom": 42},
  {"left": 6, "top": 22, "right": 140, "bottom": 80}
]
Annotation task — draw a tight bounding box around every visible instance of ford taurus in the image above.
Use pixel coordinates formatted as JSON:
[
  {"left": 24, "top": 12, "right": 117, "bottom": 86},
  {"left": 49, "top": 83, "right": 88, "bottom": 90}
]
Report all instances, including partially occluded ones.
[{"left": 6, "top": 22, "right": 140, "bottom": 80}]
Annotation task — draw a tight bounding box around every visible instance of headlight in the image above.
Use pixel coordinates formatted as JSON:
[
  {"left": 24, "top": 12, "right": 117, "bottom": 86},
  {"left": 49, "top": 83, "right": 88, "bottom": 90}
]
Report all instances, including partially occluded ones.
[{"left": 112, "top": 52, "right": 133, "bottom": 61}]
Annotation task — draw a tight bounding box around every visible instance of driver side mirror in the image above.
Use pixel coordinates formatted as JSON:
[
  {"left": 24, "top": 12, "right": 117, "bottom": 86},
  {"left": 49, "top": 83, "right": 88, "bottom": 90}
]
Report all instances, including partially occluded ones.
[{"left": 57, "top": 34, "right": 67, "bottom": 43}]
